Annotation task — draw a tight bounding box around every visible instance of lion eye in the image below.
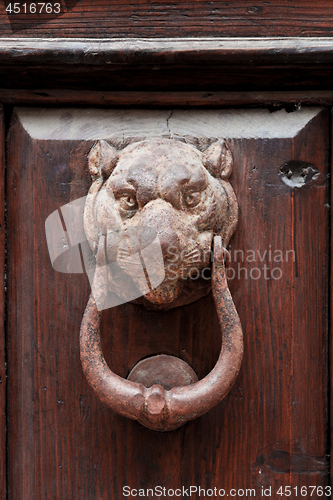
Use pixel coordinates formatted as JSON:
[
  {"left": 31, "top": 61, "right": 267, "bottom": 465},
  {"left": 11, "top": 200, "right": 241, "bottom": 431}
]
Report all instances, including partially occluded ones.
[
  {"left": 184, "top": 191, "right": 201, "bottom": 207},
  {"left": 119, "top": 194, "right": 138, "bottom": 211}
]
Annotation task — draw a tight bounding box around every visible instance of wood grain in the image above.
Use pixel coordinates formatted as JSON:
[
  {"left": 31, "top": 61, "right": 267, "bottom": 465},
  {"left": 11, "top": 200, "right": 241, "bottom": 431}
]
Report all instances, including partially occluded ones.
[
  {"left": 331, "top": 109, "right": 333, "bottom": 490},
  {"left": 0, "top": 106, "right": 6, "bottom": 499},
  {"left": 1, "top": 38, "right": 333, "bottom": 91},
  {"left": 2, "top": 89, "right": 333, "bottom": 107},
  {"left": 6, "top": 107, "right": 329, "bottom": 498},
  {"left": 1, "top": 1, "right": 333, "bottom": 38}
]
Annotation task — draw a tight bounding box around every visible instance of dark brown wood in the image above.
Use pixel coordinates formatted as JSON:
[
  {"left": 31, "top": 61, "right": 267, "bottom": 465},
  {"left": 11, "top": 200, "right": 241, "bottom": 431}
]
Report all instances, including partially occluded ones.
[
  {"left": 331, "top": 110, "right": 333, "bottom": 490},
  {"left": 0, "top": 106, "right": 6, "bottom": 499},
  {"left": 1, "top": 1, "right": 333, "bottom": 38},
  {"left": 7, "top": 107, "right": 329, "bottom": 498},
  {"left": 2, "top": 89, "right": 333, "bottom": 107},
  {"left": 1, "top": 38, "right": 333, "bottom": 91}
]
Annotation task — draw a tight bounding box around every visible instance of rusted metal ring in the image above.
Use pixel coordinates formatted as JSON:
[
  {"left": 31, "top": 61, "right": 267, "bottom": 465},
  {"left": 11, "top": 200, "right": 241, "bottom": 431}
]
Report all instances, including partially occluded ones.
[{"left": 79, "top": 235, "right": 243, "bottom": 431}]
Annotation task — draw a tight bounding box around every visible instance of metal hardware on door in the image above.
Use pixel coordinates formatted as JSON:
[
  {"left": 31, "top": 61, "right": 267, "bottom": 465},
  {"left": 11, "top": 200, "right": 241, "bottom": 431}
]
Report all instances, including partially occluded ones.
[{"left": 79, "top": 137, "right": 243, "bottom": 431}]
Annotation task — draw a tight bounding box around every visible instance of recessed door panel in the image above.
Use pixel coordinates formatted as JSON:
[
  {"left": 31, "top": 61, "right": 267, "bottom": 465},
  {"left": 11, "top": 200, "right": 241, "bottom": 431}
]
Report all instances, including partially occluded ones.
[{"left": 6, "top": 107, "right": 330, "bottom": 499}]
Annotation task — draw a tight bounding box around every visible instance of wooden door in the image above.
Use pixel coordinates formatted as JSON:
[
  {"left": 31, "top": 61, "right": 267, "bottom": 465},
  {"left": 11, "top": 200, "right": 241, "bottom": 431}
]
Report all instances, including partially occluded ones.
[
  {"left": 0, "top": 105, "right": 5, "bottom": 500},
  {"left": 6, "top": 106, "right": 330, "bottom": 498}
]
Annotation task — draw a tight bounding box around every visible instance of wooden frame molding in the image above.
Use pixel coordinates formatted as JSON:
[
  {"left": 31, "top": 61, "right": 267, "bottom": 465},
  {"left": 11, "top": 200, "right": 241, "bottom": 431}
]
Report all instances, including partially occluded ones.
[
  {"left": 1, "top": 37, "right": 333, "bottom": 91},
  {"left": 1, "top": 37, "right": 333, "bottom": 63},
  {"left": 1, "top": 90, "right": 333, "bottom": 107}
]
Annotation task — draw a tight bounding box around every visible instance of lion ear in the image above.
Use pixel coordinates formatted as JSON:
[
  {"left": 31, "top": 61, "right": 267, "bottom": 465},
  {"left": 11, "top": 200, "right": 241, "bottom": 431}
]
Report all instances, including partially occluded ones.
[
  {"left": 88, "top": 140, "right": 118, "bottom": 180},
  {"left": 203, "top": 140, "right": 233, "bottom": 179}
]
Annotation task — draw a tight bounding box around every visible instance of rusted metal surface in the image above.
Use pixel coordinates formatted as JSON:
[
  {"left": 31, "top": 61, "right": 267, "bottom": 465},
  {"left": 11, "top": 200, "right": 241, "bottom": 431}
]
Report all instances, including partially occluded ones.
[
  {"left": 80, "top": 236, "right": 243, "bottom": 431},
  {"left": 80, "top": 137, "right": 243, "bottom": 431},
  {"left": 127, "top": 354, "right": 199, "bottom": 391},
  {"left": 84, "top": 138, "right": 238, "bottom": 310}
]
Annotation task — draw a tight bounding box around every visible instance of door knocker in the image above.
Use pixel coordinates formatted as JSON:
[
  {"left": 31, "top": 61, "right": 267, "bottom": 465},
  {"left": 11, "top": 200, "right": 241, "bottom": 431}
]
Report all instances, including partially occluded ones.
[{"left": 78, "top": 137, "right": 243, "bottom": 431}]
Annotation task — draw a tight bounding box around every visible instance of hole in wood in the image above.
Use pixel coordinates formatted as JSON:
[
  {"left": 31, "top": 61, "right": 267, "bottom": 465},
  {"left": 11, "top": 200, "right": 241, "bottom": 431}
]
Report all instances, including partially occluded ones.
[{"left": 278, "top": 160, "right": 319, "bottom": 188}]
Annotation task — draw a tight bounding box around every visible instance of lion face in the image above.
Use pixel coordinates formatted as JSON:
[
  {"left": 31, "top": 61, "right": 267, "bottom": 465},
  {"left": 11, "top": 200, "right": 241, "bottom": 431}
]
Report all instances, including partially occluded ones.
[{"left": 84, "top": 138, "right": 238, "bottom": 310}]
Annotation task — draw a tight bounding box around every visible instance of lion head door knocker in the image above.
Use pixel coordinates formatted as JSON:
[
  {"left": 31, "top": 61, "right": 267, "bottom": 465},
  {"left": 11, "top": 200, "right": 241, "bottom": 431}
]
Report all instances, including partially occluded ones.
[{"left": 79, "top": 137, "right": 243, "bottom": 431}]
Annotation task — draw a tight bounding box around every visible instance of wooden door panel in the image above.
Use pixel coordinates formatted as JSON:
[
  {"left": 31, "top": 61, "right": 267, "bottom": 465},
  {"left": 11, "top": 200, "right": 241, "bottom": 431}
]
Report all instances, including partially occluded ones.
[
  {"left": 0, "top": 105, "right": 5, "bottom": 500},
  {"left": 6, "top": 107, "right": 329, "bottom": 499}
]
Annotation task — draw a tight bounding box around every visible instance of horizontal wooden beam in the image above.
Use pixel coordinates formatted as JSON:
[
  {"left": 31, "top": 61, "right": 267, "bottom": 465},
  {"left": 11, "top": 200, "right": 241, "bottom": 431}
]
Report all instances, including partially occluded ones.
[
  {"left": 1, "top": 37, "right": 333, "bottom": 65},
  {"left": 1, "top": 37, "right": 333, "bottom": 91},
  {"left": 1, "top": 89, "right": 333, "bottom": 107}
]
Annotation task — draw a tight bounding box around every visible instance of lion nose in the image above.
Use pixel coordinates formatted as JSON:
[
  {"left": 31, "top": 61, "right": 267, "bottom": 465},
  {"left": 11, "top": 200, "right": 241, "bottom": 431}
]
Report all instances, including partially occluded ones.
[{"left": 137, "top": 200, "right": 180, "bottom": 260}]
